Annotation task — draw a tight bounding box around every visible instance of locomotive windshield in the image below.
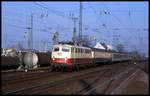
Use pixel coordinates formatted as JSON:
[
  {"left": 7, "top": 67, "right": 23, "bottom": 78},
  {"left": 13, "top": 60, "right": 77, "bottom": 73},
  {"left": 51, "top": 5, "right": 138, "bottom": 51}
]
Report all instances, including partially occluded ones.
[
  {"left": 62, "top": 48, "right": 69, "bottom": 52},
  {"left": 54, "top": 47, "right": 59, "bottom": 52}
]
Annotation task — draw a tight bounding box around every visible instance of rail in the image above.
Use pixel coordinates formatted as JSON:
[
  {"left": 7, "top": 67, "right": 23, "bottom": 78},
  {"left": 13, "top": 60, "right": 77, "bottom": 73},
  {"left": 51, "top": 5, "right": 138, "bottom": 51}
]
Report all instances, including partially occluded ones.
[
  {"left": 2, "top": 68, "right": 110, "bottom": 95},
  {"left": 83, "top": 68, "right": 137, "bottom": 95}
]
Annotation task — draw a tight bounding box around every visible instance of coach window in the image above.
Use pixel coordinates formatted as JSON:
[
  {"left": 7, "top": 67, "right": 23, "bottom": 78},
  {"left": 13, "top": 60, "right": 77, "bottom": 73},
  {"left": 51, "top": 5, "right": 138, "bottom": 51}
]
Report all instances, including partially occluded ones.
[
  {"left": 81, "top": 48, "right": 83, "bottom": 53},
  {"left": 75, "top": 48, "right": 77, "bottom": 53},
  {"left": 54, "top": 47, "right": 59, "bottom": 52},
  {"left": 83, "top": 49, "right": 85, "bottom": 53},
  {"left": 85, "top": 49, "right": 87, "bottom": 53},
  {"left": 86, "top": 49, "right": 88, "bottom": 53},
  {"left": 89, "top": 50, "right": 91, "bottom": 54},
  {"left": 87, "top": 49, "right": 89, "bottom": 53},
  {"left": 71, "top": 47, "right": 74, "bottom": 52}
]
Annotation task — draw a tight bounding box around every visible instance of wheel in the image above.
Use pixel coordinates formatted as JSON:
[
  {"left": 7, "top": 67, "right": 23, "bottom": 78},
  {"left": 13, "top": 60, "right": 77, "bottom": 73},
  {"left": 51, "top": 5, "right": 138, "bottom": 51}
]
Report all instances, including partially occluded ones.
[
  {"left": 75, "top": 65, "right": 79, "bottom": 71},
  {"left": 60, "top": 67, "right": 64, "bottom": 72},
  {"left": 93, "top": 63, "right": 97, "bottom": 67},
  {"left": 71, "top": 65, "right": 76, "bottom": 72},
  {"left": 63, "top": 67, "right": 67, "bottom": 72},
  {"left": 67, "top": 67, "right": 72, "bottom": 72},
  {"left": 52, "top": 67, "right": 56, "bottom": 72}
]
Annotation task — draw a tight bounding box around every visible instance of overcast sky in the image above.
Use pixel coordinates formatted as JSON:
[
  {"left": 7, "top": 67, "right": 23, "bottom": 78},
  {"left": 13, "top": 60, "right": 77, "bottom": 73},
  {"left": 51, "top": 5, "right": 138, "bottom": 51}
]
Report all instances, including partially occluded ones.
[{"left": 2, "top": 1, "right": 148, "bottom": 54}]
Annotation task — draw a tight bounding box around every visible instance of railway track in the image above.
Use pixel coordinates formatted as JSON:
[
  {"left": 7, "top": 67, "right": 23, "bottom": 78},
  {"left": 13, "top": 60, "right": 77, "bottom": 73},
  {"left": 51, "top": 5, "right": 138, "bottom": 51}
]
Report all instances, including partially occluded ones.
[
  {"left": 73, "top": 61, "right": 146, "bottom": 95},
  {"left": 2, "top": 61, "right": 135, "bottom": 95},
  {"left": 134, "top": 61, "right": 148, "bottom": 73},
  {"left": 2, "top": 66, "right": 52, "bottom": 74},
  {"left": 36, "top": 63, "right": 135, "bottom": 95},
  {"left": 2, "top": 71, "right": 59, "bottom": 86},
  {"left": 2, "top": 69, "right": 68, "bottom": 87},
  {"left": 30, "top": 64, "right": 135, "bottom": 95},
  {"left": 82, "top": 68, "right": 138, "bottom": 94},
  {"left": 2, "top": 67, "right": 51, "bottom": 80},
  {"left": 2, "top": 68, "right": 111, "bottom": 95}
]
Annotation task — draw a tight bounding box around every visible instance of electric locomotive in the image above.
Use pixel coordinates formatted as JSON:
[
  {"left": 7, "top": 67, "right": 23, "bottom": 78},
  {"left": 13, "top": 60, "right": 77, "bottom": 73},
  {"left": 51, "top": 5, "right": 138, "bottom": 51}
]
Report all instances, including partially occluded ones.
[{"left": 51, "top": 43, "right": 93, "bottom": 71}]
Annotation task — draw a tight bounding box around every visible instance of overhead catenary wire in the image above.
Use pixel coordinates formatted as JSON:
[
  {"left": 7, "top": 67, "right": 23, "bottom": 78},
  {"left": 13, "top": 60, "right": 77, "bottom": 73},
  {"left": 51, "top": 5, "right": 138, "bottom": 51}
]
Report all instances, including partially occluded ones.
[
  {"left": 33, "top": 2, "right": 73, "bottom": 20},
  {"left": 86, "top": 2, "right": 112, "bottom": 36},
  {"left": 98, "top": 3, "right": 148, "bottom": 51},
  {"left": 33, "top": 2, "right": 107, "bottom": 35},
  {"left": 3, "top": 10, "right": 55, "bottom": 28},
  {"left": 3, "top": 3, "right": 73, "bottom": 37},
  {"left": 3, "top": 2, "right": 148, "bottom": 53}
]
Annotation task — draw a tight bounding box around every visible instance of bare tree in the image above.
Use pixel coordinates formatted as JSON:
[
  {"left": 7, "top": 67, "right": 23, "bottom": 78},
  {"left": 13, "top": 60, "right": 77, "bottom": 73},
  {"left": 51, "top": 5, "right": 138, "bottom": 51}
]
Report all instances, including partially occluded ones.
[
  {"left": 7, "top": 42, "right": 24, "bottom": 50},
  {"left": 130, "top": 49, "right": 141, "bottom": 60},
  {"left": 17, "top": 41, "right": 24, "bottom": 50}
]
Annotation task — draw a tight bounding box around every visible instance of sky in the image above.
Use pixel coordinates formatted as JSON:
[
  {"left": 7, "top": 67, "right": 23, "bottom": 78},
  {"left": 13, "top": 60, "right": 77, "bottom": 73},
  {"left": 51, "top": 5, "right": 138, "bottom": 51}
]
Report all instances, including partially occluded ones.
[{"left": 1, "top": 1, "right": 149, "bottom": 54}]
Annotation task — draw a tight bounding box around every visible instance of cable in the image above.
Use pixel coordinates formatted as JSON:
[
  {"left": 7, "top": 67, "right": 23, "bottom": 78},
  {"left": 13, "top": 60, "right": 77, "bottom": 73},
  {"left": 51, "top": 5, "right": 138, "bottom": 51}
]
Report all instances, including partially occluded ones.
[
  {"left": 33, "top": 2, "right": 72, "bottom": 20},
  {"left": 34, "top": 2, "right": 107, "bottom": 35},
  {"left": 100, "top": 3, "right": 125, "bottom": 27},
  {"left": 87, "top": 3, "right": 111, "bottom": 33},
  {"left": 3, "top": 16, "right": 26, "bottom": 24},
  {"left": 4, "top": 23, "right": 27, "bottom": 29},
  {"left": 3, "top": 10, "right": 52, "bottom": 26}
]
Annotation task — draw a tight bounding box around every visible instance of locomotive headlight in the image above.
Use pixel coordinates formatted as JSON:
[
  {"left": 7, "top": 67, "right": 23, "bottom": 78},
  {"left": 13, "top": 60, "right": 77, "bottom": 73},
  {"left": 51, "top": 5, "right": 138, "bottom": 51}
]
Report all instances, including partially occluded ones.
[
  {"left": 65, "top": 57, "right": 67, "bottom": 61},
  {"left": 53, "top": 56, "right": 55, "bottom": 60}
]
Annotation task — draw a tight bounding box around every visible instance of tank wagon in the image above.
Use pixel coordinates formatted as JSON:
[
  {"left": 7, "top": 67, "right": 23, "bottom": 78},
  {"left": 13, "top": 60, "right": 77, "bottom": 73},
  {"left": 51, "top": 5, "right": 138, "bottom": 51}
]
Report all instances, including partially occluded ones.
[
  {"left": 1, "top": 51, "right": 51, "bottom": 70},
  {"left": 51, "top": 43, "right": 132, "bottom": 71}
]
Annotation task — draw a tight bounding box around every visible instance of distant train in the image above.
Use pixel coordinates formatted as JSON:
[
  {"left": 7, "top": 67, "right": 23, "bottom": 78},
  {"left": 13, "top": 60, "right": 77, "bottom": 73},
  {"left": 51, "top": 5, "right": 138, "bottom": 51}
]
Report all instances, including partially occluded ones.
[{"left": 51, "top": 43, "right": 132, "bottom": 71}]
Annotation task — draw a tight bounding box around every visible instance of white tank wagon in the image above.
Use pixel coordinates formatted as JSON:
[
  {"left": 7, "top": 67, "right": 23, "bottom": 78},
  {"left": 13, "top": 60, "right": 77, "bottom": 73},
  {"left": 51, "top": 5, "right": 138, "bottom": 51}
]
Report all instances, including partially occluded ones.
[{"left": 23, "top": 52, "right": 38, "bottom": 69}]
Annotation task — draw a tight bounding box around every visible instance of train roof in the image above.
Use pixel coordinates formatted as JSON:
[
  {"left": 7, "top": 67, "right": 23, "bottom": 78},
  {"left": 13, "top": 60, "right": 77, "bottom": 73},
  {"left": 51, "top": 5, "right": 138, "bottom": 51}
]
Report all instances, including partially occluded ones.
[
  {"left": 55, "top": 42, "right": 128, "bottom": 54},
  {"left": 90, "top": 47, "right": 127, "bottom": 54},
  {"left": 53, "top": 43, "right": 91, "bottom": 50}
]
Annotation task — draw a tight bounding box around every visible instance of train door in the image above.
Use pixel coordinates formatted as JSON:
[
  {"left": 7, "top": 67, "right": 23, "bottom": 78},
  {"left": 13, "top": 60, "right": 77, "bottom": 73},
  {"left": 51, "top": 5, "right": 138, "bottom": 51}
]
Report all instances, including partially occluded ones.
[{"left": 72, "top": 47, "right": 75, "bottom": 65}]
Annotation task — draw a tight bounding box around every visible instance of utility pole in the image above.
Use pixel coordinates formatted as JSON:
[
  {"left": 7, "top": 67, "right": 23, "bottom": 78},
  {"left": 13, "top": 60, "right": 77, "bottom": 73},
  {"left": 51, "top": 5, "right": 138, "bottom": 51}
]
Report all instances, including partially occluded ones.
[
  {"left": 43, "top": 41, "right": 47, "bottom": 52},
  {"left": 27, "top": 14, "right": 33, "bottom": 51},
  {"left": 5, "top": 33, "right": 7, "bottom": 48},
  {"left": 72, "top": 17, "right": 78, "bottom": 43},
  {"left": 113, "top": 34, "right": 119, "bottom": 51},
  {"left": 79, "top": 1, "right": 82, "bottom": 44},
  {"left": 53, "top": 25, "right": 59, "bottom": 45}
]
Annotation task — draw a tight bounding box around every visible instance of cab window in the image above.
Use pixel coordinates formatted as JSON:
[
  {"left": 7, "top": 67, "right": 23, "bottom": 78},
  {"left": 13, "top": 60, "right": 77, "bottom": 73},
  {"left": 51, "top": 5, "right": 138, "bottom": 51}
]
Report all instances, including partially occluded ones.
[
  {"left": 62, "top": 48, "right": 69, "bottom": 52},
  {"left": 54, "top": 47, "right": 59, "bottom": 52}
]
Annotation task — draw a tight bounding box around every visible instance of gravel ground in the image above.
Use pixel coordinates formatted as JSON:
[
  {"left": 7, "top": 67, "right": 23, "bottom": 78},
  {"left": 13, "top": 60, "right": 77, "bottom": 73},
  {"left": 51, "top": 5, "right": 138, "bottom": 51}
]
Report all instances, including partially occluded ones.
[{"left": 115, "top": 69, "right": 148, "bottom": 95}]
